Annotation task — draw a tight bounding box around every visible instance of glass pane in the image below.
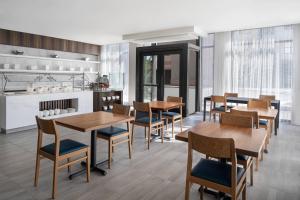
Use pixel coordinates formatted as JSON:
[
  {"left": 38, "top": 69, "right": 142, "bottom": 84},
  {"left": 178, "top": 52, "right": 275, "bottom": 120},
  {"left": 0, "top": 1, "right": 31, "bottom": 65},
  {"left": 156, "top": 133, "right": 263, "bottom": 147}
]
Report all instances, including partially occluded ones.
[
  {"left": 202, "top": 34, "right": 215, "bottom": 47},
  {"left": 188, "top": 50, "right": 196, "bottom": 114},
  {"left": 202, "top": 47, "right": 214, "bottom": 111},
  {"left": 143, "top": 86, "right": 157, "bottom": 102},
  {"left": 164, "top": 54, "right": 180, "bottom": 100},
  {"left": 143, "top": 55, "right": 157, "bottom": 85}
]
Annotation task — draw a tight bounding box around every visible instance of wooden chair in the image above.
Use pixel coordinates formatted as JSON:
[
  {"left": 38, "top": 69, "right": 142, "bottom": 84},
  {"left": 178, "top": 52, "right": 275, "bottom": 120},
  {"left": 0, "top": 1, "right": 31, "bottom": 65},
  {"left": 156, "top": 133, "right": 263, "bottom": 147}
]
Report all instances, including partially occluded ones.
[
  {"left": 132, "top": 101, "right": 164, "bottom": 150},
  {"left": 162, "top": 96, "right": 183, "bottom": 138},
  {"left": 97, "top": 104, "right": 132, "bottom": 169},
  {"left": 222, "top": 112, "right": 256, "bottom": 186},
  {"left": 259, "top": 95, "right": 275, "bottom": 108},
  {"left": 185, "top": 133, "right": 247, "bottom": 200},
  {"left": 248, "top": 99, "right": 271, "bottom": 167},
  {"left": 34, "top": 117, "right": 90, "bottom": 199},
  {"left": 210, "top": 95, "right": 228, "bottom": 121},
  {"left": 224, "top": 92, "right": 238, "bottom": 109}
]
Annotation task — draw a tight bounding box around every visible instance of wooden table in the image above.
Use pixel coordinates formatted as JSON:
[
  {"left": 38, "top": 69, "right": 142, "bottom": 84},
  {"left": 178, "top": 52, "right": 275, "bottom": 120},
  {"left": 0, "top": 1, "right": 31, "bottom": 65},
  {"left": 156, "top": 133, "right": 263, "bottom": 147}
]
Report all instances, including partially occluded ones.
[
  {"left": 175, "top": 121, "right": 267, "bottom": 157},
  {"left": 55, "top": 111, "right": 134, "bottom": 178},
  {"left": 203, "top": 96, "right": 280, "bottom": 135}
]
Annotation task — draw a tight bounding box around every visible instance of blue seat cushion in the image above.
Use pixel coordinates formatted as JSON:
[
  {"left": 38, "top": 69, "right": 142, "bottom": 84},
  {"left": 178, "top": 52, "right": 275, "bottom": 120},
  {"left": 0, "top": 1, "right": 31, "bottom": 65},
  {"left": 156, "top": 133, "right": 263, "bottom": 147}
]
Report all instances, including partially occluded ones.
[
  {"left": 259, "top": 119, "right": 268, "bottom": 126},
  {"left": 237, "top": 154, "right": 249, "bottom": 161},
  {"left": 212, "top": 106, "right": 226, "bottom": 112},
  {"left": 40, "top": 139, "right": 87, "bottom": 156},
  {"left": 135, "top": 117, "right": 161, "bottom": 124},
  {"left": 97, "top": 126, "right": 128, "bottom": 137},
  {"left": 191, "top": 159, "right": 245, "bottom": 187},
  {"left": 162, "top": 111, "right": 180, "bottom": 117}
]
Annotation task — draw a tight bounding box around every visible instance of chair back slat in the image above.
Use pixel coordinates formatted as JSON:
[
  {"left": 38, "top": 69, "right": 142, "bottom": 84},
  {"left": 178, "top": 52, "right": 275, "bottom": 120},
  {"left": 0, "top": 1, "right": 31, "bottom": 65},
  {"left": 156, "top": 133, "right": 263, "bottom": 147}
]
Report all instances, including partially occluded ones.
[
  {"left": 220, "top": 113, "right": 253, "bottom": 128},
  {"left": 167, "top": 96, "right": 182, "bottom": 103},
  {"left": 36, "top": 116, "right": 58, "bottom": 135},
  {"left": 259, "top": 95, "right": 275, "bottom": 101},
  {"left": 112, "top": 104, "right": 130, "bottom": 116},
  {"left": 248, "top": 99, "right": 269, "bottom": 109},
  {"left": 188, "top": 132, "right": 235, "bottom": 159},
  {"left": 224, "top": 92, "right": 238, "bottom": 98},
  {"left": 230, "top": 109, "right": 259, "bottom": 128},
  {"left": 133, "top": 101, "right": 150, "bottom": 112},
  {"left": 211, "top": 95, "right": 226, "bottom": 103}
]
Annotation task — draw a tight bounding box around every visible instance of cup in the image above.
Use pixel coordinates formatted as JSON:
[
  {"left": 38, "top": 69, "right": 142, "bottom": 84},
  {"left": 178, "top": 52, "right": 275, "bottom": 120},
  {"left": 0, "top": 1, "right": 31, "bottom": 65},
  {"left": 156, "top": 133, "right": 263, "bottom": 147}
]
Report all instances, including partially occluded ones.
[
  {"left": 107, "top": 96, "right": 111, "bottom": 101},
  {"left": 67, "top": 108, "right": 76, "bottom": 113},
  {"left": 43, "top": 110, "right": 50, "bottom": 117},
  {"left": 102, "top": 97, "right": 106, "bottom": 101},
  {"left": 38, "top": 111, "right": 44, "bottom": 117},
  {"left": 116, "top": 96, "right": 120, "bottom": 100},
  {"left": 112, "top": 96, "right": 116, "bottom": 100},
  {"left": 54, "top": 109, "right": 60, "bottom": 115},
  {"left": 49, "top": 110, "right": 55, "bottom": 116},
  {"left": 103, "top": 106, "right": 108, "bottom": 111},
  {"left": 109, "top": 105, "right": 113, "bottom": 110},
  {"left": 60, "top": 109, "right": 68, "bottom": 114}
]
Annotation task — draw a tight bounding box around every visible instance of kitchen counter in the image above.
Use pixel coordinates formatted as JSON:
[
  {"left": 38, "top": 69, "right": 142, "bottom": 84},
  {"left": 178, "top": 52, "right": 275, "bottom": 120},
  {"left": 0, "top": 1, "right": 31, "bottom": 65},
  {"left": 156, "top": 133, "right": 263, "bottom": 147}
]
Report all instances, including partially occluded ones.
[{"left": 0, "top": 90, "right": 93, "bottom": 133}]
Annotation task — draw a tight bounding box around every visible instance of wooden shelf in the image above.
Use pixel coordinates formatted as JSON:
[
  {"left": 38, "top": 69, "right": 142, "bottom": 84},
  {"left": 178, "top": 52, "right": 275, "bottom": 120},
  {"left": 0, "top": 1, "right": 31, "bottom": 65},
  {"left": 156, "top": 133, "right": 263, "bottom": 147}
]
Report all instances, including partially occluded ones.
[
  {"left": 0, "top": 53, "right": 100, "bottom": 64},
  {"left": 0, "top": 69, "right": 98, "bottom": 75}
]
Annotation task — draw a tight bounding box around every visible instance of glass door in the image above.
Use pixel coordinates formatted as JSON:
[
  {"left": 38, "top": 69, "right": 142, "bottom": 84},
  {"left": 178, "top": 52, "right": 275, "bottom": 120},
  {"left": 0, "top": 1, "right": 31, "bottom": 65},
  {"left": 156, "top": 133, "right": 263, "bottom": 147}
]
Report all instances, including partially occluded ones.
[{"left": 163, "top": 54, "right": 180, "bottom": 100}]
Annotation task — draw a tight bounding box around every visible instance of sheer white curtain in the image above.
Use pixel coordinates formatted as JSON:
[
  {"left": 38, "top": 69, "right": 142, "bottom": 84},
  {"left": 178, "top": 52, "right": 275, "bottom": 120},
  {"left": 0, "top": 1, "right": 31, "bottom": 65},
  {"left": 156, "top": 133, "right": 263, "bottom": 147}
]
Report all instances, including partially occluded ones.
[
  {"left": 292, "top": 24, "right": 300, "bottom": 125},
  {"left": 214, "top": 25, "right": 293, "bottom": 120},
  {"left": 100, "top": 43, "right": 129, "bottom": 102}
]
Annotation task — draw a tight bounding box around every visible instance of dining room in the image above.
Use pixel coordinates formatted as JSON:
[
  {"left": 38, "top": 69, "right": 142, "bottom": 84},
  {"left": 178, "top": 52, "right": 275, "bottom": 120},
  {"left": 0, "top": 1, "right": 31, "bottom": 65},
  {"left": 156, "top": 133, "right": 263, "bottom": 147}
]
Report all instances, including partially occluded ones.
[{"left": 1, "top": 1, "right": 300, "bottom": 200}]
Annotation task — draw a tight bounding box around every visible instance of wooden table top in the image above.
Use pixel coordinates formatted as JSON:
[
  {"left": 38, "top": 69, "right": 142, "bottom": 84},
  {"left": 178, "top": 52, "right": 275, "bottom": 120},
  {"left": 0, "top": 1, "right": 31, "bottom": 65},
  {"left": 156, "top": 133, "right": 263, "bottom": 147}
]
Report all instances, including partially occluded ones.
[
  {"left": 149, "top": 101, "right": 184, "bottom": 111},
  {"left": 232, "top": 106, "right": 278, "bottom": 120},
  {"left": 55, "top": 111, "right": 134, "bottom": 132},
  {"left": 175, "top": 122, "right": 267, "bottom": 157}
]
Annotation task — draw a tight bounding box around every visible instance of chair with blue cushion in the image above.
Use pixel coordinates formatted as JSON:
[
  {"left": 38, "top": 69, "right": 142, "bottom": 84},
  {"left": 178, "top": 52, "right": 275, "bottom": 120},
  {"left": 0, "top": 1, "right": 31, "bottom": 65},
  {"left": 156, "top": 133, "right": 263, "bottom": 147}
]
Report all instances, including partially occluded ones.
[
  {"left": 97, "top": 104, "right": 131, "bottom": 169},
  {"left": 210, "top": 95, "right": 228, "bottom": 121},
  {"left": 222, "top": 111, "right": 257, "bottom": 186},
  {"left": 132, "top": 101, "right": 164, "bottom": 150},
  {"left": 248, "top": 99, "right": 271, "bottom": 152},
  {"left": 185, "top": 133, "right": 247, "bottom": 200},
  {"left": 162, "top": 96, "right": 183, "bottom": 138},
  {"left": 34, "top": 117, "right": 90, "bottom": 199}
]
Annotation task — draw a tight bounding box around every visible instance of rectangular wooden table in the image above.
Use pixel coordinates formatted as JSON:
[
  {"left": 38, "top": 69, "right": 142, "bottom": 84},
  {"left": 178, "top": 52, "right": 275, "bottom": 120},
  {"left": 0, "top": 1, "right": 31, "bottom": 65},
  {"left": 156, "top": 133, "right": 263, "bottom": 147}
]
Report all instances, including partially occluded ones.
[
  {"left": 55, "top": 111, "right": 134, "bottom": 178},
  {"left": 203, "top": 96, "right": 280, "bottom": 135},
  {"left": 175, "top": 121, "right": 267, "bottom": 157}
]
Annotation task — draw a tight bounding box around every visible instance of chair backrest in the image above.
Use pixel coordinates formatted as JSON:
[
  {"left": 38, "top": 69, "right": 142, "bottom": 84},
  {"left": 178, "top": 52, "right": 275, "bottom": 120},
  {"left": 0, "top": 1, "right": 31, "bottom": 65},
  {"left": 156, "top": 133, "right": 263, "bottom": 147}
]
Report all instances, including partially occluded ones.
[
  {"left": 211, "top": 95, "right": 227, "bottom": 110},
  {"left": 224, "top": 92, "right": 238, "bottom": 98},
  {"left": 230, "top": 109, "right": 259, "bottom": 128},
  {"left": 220, "top": 112, "right": 253, "bottom": 128},
  {"left": 167, "top": 96, "right": 182, "bottom": 103},
  {"left": 112, "top": 104, "right": 130, "bottom": 116},
  {"left": 259, "top": 95, "right": 275, "bottom": 101},
  {"left": 35, "top": 116, "right": 60, "bottom": 156},
  {"left": 187, "top": 132, "right": 237, "bottom": 188},
  {"left": 167, "top": 96, "right": 183, "bottom": 114},
  {"left": 133, "top": 101, "right": 152, "bottom": 120},
  {"left": 248, "top": 99, "right": 269, "bottom": 109}
]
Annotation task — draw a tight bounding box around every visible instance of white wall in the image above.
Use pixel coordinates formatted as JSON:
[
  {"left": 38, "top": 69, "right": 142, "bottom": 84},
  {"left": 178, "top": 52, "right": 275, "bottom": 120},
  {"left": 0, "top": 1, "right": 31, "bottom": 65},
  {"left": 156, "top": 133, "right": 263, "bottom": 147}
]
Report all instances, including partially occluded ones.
[{"left": 128, "top": 42, "right": 137, "bottom": 104}]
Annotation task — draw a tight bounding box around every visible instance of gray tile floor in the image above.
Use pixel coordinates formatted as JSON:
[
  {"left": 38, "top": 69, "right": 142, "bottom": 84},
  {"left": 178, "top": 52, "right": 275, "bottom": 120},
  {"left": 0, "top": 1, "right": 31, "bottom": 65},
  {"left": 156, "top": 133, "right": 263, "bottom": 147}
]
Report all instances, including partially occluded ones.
[{"left": 0, "top": 113, "right": 299, "bottom": 200}]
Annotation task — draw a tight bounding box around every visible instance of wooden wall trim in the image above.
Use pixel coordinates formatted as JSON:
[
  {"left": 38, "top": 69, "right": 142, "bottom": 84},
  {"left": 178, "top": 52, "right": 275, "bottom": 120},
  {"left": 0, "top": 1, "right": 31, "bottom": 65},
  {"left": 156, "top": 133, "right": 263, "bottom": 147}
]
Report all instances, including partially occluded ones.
[{"left": 0, "top": 29, "right": 101, "bottom": 56}]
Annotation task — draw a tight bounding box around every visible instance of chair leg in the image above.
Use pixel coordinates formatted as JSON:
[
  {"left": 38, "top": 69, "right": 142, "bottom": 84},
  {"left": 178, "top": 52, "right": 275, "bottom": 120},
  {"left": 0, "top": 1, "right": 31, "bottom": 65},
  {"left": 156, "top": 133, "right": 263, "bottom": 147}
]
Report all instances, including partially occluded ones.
[
  {"left": 199, "top": 186, "right": 203, "bottom": 200},
  {"left": 242, "top": 179, "right": 247, "bottom": 200},
  {"left": 52, "top": 161, "right": 58, "bottom": 199},
  {"left": 67, "top": 158, "right": 71, "bottom": 173},
  {"left": 131, "top": 124, "right": 135, "bottom": 145},
  {"left": 144, "top": 127, "right": 147, "bottom": 139},
  {"left": 255, "top": 157, "right": 259, "bottom": 171},
  {"left": 250, "top": 160, "right": 254, "bottom": 186},
  {"left": 86, "top": 149, "right": 90, "bottom": 182},
  {"left": 166, "top": 118, "right": 168, "bottom": 131},
  {"left": 147, "top": 127, "right": 151, "bottom": 150},
  {"left": 180, "top": 117, "right": 183, "bottom": 133},
  {"left": 184, "top": 180, "right": 191, "bottom": 200},
  {"left": 172, "top": 118, "right": 175, "bottom": 138},
  {"left": 34, "top": 154, "right": 40, "bottom": 187},
  {"left": 128, "top": 134, "right": 132, "bottom": 159},
  {"left": 112, "top": 141, "right": 115, "bottom": 153},
  {"left": 161, "top": 124, "right": 164, "bottom": 143},
  {"left": 108, "top": 138, "right": 113, "bottom": 169}
]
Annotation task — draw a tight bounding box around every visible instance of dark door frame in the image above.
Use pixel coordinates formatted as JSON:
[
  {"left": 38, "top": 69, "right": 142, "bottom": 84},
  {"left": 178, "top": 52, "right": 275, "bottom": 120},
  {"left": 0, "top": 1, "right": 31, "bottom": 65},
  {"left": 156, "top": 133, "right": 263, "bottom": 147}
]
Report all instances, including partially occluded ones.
[{"left": 136, "top": 43, "right": 201, "bottom": 117}]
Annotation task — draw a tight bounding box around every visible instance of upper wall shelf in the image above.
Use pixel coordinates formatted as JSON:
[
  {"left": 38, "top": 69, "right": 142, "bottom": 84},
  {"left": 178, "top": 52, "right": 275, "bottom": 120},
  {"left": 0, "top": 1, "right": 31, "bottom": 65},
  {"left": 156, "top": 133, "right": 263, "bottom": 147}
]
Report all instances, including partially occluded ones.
[{"left": 0, "top": 53, "right": 100, "bottom": 64}]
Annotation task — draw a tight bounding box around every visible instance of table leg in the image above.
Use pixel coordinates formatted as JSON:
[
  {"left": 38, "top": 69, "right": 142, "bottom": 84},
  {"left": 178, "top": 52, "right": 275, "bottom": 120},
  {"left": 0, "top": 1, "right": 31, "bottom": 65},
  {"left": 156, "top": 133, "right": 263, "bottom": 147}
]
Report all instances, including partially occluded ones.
[
  {"left": 69, "top": 130, "right": 107, "bottom": 180},
  {"left": 203, "top": 99, "right": 207, "bottom": 121},
  {"left": 275, "top": 102, "right": 280, "bottom": 135}
]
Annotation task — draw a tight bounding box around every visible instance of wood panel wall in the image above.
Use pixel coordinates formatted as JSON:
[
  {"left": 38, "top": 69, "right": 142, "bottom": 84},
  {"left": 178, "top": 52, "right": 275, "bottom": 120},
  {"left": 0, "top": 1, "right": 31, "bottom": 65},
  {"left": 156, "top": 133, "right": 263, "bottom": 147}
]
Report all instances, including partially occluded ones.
[{"left": 0, "top": 29, "right": 101, "bottom": 56}]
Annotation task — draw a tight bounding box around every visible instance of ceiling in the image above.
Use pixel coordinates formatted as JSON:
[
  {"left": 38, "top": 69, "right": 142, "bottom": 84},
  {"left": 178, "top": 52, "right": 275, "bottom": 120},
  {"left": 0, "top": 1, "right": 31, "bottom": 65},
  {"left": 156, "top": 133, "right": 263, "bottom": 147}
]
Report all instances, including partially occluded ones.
[{"left": 0, "top": 0, "right": 300, "bottom": 45}]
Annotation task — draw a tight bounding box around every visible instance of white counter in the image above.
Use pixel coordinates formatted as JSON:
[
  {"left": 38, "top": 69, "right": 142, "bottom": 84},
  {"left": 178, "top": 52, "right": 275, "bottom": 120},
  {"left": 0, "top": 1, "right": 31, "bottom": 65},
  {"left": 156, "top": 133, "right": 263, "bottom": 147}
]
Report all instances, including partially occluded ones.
[{"left": 0, "top": 91, "right": 93, "bottom": 133}]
